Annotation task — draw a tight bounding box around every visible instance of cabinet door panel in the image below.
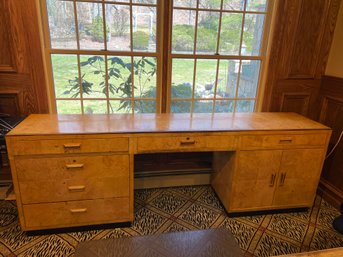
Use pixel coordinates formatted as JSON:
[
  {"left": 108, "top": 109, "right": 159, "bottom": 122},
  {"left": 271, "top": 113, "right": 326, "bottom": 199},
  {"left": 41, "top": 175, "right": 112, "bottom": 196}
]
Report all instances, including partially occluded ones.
[
  {"left": 273, "top": 149, "right": 325, "bottom": 207},
  {"left": 230, "top": 150, "right": 282, "bottom": 211}
]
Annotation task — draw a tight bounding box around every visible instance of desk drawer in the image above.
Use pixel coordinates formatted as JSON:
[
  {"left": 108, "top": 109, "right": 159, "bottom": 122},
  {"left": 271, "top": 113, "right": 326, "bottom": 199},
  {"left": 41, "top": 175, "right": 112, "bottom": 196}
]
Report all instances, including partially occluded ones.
[
  {"left": 10, "top": 137, "right": 128, "bottom": 155},
  {"left": 240, "top": 133, "right": 327, "bottom": 149},
  {"left": 23, "top": 198, "right": 130, "bottom": 229},
  {"left": 137, "top": 135, "right": 236, "bottom": 152},
  {"left": 15, "top": 155, "right": 129, "bottom": 181}
]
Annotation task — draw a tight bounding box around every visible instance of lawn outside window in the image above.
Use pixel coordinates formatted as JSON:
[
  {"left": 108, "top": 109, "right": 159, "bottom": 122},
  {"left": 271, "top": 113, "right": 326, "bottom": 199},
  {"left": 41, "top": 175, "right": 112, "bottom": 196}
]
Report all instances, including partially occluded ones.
[{"left": 40, "top": 0, "right": 274, "bottom": 114}]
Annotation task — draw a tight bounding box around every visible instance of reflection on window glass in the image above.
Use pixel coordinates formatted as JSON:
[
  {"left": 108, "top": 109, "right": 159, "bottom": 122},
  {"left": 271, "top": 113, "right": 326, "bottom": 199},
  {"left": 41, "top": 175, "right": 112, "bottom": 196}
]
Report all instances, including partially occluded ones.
[
  {"left": 194, "top": 100, "right": 213, "bottom": 113},
  {"left": 171, "top": 100, "right": 192, "bottom": 113},
  {"left": 134, "top": 100, "right": 156, "bottom": 113},
  {"left": 214, "top": 100, "right": 234, "bottom": 113}
]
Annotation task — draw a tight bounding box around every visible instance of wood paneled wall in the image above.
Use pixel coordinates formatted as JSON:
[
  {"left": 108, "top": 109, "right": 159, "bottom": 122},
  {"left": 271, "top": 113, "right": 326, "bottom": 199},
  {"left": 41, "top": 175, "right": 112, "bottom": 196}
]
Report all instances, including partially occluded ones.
[
  {"left": 0, "top": 0, "right": 49, "bottom": 116},
  {"left": 317, "top": 76, "right": 343, "bottom": 209},
  {"left": 262, "top": 0, "right": 342, "bottom": 120}
]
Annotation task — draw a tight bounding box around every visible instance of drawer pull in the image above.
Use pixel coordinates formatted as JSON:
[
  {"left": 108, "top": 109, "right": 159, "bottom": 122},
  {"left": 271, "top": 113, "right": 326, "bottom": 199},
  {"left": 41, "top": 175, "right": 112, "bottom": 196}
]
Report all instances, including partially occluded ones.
[
  {"left": 63, "top": 143, "right": 81, "bottom": 149},
  {"left": 68, "top": 185, "right": 86, "bottom": 192},
  {"left": 269, "top": 173, "right": 276, "bottom": 187},
  {"left": 70, "top": 208, "right": 87, "bottom": 213},
  {"left": 279, "top": 173, "right": 286, "bottom": 186},
  {"left": 279, "top": 138, "right": 293, "bottom": 144},
  {"left": 180, "top": 140, "right": 196, "bottom": 146},
  {"left": 66, "top": 163, "right": 84, "bottom": 169}
]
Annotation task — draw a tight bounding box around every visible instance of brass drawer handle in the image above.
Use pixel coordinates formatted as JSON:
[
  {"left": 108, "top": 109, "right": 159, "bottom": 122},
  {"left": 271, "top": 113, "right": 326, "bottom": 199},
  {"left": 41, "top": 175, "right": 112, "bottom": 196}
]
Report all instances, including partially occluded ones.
[
  {"left": 66, "top": 164, "right": 84, "bottom": 169},
  {"left": 63, "top": 143, "right": 81, "bottom": 149},
  {"left": 269, "top": 173, "right": 276, "bottom": 187},
  {"left": 279, "top": 173, "right": 286, "bottom": 186},
  {"left": 68, "top": 185, "right": 86, "bottom": 192},
  {"left": 180, "top": 138, "right": 196, "bottom": 146},
  {"left": 70, "top": 208, "right": 87, "bottom": 213},
  {"left": 279, "top": 138, "right": 293, "bottom": 144}
]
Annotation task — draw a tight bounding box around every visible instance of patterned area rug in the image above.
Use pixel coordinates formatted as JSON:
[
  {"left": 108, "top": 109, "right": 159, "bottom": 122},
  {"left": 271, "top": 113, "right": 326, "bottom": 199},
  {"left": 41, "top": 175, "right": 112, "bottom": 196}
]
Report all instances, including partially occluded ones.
[{"left": 0, "top": 185, "right": 342, "bottom": 257}]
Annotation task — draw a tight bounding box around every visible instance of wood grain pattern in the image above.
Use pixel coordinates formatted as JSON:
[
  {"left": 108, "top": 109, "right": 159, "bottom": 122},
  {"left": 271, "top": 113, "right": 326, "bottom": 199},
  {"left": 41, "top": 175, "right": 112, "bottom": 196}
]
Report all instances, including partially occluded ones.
[
  {"left": 262, "top": 0, "right": 342, "bottom": 117},
  {"left": 0, "top": 0, "right": 49, "bottom": 115},
  {"left": 317, "top": 76, "right": 343, "bottom": 209},
  {"left": 6, "top": 113, "right": 331, "bottom": 230}
]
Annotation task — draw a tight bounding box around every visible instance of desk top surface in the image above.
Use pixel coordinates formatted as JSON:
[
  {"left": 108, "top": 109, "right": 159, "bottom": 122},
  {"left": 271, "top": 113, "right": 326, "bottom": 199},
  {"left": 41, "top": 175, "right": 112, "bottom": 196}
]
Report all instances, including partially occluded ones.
[{"left": 7, "top": 112, "right": 330, "bottom": 136}]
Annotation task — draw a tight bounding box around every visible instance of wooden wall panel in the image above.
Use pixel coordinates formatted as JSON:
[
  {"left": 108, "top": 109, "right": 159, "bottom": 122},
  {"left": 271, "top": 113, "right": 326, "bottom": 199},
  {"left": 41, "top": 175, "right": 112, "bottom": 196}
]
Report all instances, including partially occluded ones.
[
  {"left": 0, "top": 0, "right": 49, "bottom": 116},
  {"left": 262, "top": 0, "right": 342, "bottom": 118},
  {"left": 317, "top": 76, "right": 343, "bottom": 208}
]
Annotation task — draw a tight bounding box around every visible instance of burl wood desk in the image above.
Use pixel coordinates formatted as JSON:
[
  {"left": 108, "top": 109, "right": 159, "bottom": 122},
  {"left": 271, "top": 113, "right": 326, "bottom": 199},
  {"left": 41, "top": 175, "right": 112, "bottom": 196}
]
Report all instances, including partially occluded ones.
[{"left": 6, "top": 113, "right": 331, "bottom": 231}]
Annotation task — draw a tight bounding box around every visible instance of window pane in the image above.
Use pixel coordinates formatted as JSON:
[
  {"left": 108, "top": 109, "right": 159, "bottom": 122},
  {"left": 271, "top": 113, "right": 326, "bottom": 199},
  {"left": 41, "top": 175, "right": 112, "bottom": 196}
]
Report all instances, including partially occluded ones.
[
  {"left": 216, "top": 60, "right": 239, "bottom": 98},
  {"left": 219, "top": 13, "right": 243, "bottom": 55},
  {"left": 133, "top": 57, "right": 157, "bottom": 98},
  {"left": 134, "top": 100, "right": 156, "bottom": 113},
  {"left": 195, "top": 59, "right": 218, "bottom": 98},
  {"left": 56, "top": 100, "right": 81, "bottom": 114},
  {"left": 132, "top": 6, "right": 157, "bottom": 52},
  {"left": 83, "top": 100, "right": 108, "bottom": 114},
  {"left": 223, "top": 0, "right": 244, "bottom": 11},
  {"left": 172, "top": 10, "right": 196, "bottom": 54},
  {"left": 52, "top": 54, "right": 79, "bottom": 99},
  {"left": 132, "top": 0, "right": 157, "bottom": 4},
  {"left": 242, "top": 14, "right": 265, "bottom": 56},
  {"left": 80, "top": 55, "right": 106, "bottom": 98},
  {"left": 106, "top": 4, "right": 131, "bottom": 51},
  {"left": 107, "top": 56, "right": 132, "bottom": 98},
  {"left": 246, "top": 0, "right": 267, "bottom": 12},
  {"left": 77, "top": 2, "right": 105, "bottom": 50},
  {"left": 171, "top": 59, "right": 194, "bottom": 98},
  {"left": 199, "top": 0, "right": 221, "bottom": 9},
  {"left": 109, "top": 100, "right": 132, "bottom": 113},
  {"left": 194, "top": 100, "right": 213, "bottom": 113},
  {"left": 171, "top": 100, "right": 192, "bottom": 113},
  {"left": 236, "top": 100, "right": 255, "bottom": 112},
  {"left": 214, "top": 100, "right": 234, "bottom": 112},
  {"left": 107, "top": 0, "right": 130, "bottom": 3},
  {"left": 173, "top": 0, "right": 197, "bottom": 8},
  {"left": 47, "top": 1, "right": 77, "bottom": 49},
  {"left": 237, "top": 60, "right": 260, "bottom": 98},
  {"left": 196, "top": 11, "right": 220, "bottom": 54}
]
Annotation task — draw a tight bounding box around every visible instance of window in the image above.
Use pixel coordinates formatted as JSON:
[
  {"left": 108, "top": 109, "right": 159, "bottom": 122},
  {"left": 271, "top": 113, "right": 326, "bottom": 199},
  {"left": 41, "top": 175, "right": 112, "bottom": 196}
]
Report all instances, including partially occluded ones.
[{"left": 41, "top": 0, "right": 272, "bottom": 114}]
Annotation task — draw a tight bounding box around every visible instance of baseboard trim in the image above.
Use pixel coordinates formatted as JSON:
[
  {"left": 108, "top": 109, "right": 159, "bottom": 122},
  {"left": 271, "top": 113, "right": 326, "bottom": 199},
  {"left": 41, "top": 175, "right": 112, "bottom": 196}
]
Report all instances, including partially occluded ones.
[{"left": 318, "top": 179, "right": 343, "bottom": 209}]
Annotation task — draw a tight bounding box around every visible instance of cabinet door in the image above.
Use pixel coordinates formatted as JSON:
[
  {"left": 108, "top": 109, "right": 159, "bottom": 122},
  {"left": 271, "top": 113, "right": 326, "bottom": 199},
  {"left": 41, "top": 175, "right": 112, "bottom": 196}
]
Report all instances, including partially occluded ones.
[
  {"left": 273, "top": 149, "right": 325, "bottom": 207},
  {"left": 230, "top": 150, "right": 282, "bottom": 211}
]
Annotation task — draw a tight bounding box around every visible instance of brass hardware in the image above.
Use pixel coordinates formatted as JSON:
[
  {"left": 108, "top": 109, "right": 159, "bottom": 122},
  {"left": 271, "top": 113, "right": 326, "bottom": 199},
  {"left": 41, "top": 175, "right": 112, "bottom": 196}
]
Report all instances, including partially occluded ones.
[
  {"left": 66, "top": 163, "right": 84, "bottom": 169},
  {"left": 279, "top": 173, "right": 287, "bottom": 186},
  {"left": 269, "top": 173, "right": 276, "bottom": 187},
  {"left": 68, "top": 185, "right": 86, "bottom": 192},
  {"left": 70, "top": 208, "right": 87, "bottom": 213},
  {"left": 279, "top": 137, "right": 293, "bottom": 144},
  {"left": 180, "top": 139, "right": 196, "bottom": 146},
  {"left": 63, "top": 143, "right": 81, "bottom": 149}
]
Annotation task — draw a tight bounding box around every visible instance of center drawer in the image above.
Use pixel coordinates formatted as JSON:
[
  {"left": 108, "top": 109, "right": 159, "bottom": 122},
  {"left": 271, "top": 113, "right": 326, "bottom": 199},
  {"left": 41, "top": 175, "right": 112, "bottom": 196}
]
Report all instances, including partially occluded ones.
[
  {"left": 15, "top": 155, "right": 130, "bottom": 204},
  {"left": 23, "top": 198, "right": 131, "bottom": 229},
  {"left": 137, "top": 135, "right": 237, "bottom": 153}
]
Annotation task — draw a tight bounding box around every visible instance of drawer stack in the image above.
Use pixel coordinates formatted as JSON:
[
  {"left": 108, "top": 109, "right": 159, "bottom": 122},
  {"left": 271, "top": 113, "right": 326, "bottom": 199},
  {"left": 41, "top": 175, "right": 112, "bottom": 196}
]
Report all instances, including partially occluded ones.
[{"left": 7, "top": 135, "right": 132, "bottom": 231}]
